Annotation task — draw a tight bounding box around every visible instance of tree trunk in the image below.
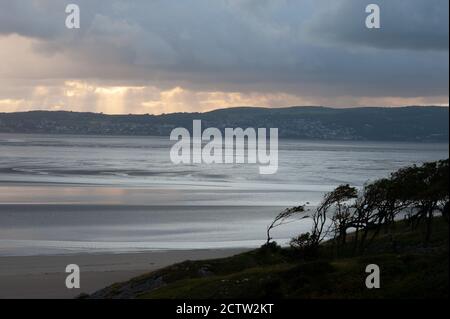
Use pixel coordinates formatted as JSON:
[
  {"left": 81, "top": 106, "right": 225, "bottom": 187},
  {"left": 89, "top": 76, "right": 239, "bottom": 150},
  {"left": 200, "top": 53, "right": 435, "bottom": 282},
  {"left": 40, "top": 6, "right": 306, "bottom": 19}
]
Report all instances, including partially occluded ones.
[{"left": 425, "top": 209, "right": 433, "bottom": 245}]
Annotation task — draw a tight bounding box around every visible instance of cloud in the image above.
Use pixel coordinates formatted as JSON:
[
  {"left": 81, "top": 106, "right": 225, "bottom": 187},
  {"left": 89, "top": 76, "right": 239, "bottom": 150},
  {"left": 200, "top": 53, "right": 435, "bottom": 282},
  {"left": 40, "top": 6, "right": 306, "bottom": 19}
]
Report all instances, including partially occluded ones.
[
  {"left": 0, "top": 0, "right": 448, "bottom": 113},
  {"left": 306, "top": 0, "right": 449, "bottom": 51},
  {"left": 1, "top": 79, "right": 446, "bottom": 115}
]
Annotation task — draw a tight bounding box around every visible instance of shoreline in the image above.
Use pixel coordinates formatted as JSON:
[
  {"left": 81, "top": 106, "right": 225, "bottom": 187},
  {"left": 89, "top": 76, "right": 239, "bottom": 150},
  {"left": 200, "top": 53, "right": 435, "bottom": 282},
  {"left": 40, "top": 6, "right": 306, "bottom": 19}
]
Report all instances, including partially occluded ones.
[{"left": 0, "top": 248, "right": 249, "bottom": 299}]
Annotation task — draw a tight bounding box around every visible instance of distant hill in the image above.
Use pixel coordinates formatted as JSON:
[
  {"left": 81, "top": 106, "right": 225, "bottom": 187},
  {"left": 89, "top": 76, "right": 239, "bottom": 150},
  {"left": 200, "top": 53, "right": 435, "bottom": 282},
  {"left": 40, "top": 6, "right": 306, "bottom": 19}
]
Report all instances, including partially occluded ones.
[{"left": 0, "top": 106, "right": 448, "bottom": 142}]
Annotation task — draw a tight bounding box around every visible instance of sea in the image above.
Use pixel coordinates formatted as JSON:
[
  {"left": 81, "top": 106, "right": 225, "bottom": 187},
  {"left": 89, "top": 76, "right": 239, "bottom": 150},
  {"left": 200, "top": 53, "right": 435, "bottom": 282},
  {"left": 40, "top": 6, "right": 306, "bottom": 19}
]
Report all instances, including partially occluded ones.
[{"left": 0, "top": 133, "right": 447, "bottom": 256}]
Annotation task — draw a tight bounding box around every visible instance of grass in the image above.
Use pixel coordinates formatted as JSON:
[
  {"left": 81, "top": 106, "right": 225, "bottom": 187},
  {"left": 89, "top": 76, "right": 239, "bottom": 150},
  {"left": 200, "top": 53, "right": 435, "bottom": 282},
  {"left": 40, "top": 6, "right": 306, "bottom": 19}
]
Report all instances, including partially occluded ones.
[{"left": 89, "top": 217, "right": 449, "bottom": 299}]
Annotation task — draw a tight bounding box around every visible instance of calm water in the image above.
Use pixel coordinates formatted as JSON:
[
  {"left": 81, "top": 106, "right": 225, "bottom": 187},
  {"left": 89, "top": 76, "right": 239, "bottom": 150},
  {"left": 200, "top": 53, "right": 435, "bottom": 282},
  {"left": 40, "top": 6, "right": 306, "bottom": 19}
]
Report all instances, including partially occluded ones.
[{"left": 0, "top": 133, "right": 448, "bottom": 256}]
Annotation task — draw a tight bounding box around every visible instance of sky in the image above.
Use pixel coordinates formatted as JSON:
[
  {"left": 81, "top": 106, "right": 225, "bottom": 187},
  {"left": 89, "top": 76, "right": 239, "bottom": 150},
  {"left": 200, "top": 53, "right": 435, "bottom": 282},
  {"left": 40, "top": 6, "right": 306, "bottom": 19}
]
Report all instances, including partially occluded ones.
[{"left": 0, "top": 0, "right": 448, "bottom": 114}]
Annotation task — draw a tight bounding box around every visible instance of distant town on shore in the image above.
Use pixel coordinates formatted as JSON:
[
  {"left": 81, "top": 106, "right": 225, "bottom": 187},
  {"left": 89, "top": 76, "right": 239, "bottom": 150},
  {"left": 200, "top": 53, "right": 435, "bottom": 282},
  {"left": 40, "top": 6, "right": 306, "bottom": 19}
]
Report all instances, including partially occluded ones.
[{"left": 0, "top": 106, "right": 448, "bottom": 142}]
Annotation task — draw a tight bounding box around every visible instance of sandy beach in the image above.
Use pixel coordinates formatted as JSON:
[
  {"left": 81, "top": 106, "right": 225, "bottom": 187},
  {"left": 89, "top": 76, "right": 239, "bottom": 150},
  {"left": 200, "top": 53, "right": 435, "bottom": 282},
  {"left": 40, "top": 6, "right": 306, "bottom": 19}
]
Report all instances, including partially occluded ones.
[{"left": 0, "top": 248, "right": 247, "bottom": 299}]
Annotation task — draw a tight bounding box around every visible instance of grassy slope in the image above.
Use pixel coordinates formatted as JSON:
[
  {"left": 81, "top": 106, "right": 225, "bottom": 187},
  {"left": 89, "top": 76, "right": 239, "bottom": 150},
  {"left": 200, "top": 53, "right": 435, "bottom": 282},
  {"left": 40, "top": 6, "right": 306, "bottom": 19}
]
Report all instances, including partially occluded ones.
[{"left": 89, "top": 218, "right": 448, "bottom": 299}]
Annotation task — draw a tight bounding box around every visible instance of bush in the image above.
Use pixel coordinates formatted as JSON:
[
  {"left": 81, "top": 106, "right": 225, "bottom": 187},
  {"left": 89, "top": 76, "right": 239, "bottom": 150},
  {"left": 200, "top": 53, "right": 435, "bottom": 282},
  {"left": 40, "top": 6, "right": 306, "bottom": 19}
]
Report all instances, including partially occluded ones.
[
  {"left": 290, "top": 233, "right": 319, "bottom": 258},
  {"left": 260, "top": 241, "right": 282, "bottom": 253}
]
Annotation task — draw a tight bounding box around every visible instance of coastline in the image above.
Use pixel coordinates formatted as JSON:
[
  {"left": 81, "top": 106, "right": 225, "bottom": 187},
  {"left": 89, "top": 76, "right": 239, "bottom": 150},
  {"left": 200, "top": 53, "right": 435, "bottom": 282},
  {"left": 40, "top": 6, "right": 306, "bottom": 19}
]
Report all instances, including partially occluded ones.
[{"left": 0, "top": 248, "right": 248, "bottom": 299}]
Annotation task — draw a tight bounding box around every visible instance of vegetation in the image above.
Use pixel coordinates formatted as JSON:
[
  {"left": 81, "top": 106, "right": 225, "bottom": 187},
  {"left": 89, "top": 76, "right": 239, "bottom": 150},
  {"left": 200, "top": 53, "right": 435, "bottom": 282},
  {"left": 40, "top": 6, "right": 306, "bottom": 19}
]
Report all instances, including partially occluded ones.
[
  {"left": 88, "top": 160, "right": 449, "bottom": 299},
  {"left": 1, "top": 106, "right": 448, "bottom": 141},
  {"left": 278, "top": 159, "right": 449, "bottom": 258}
]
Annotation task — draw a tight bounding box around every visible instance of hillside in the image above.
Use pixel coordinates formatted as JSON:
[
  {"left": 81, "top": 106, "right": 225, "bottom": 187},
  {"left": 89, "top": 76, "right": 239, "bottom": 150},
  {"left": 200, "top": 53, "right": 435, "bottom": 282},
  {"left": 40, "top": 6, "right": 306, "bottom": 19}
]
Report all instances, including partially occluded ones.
[
  {"left": 86, "top": 217, "right": 449, "bottom": 299},
  {"left": 0, "top": 106, "right": 448, "bottom": 141}
]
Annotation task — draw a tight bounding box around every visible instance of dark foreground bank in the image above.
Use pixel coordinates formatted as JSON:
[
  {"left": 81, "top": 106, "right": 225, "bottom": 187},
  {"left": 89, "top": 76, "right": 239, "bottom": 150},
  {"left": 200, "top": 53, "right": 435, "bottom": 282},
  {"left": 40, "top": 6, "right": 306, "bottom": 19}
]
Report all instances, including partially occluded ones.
[{"left": 88, "top": 216, "right": 448, "bottom": 299}]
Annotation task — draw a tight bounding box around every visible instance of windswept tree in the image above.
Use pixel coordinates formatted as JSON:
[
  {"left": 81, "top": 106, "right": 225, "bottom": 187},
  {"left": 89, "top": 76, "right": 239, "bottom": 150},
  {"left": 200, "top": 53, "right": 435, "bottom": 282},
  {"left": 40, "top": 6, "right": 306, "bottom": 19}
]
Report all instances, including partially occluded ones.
[
  {"left": 393, "top": 159, "right": 450, "bottom": 243},
  {"left": 290, "top": 185, "right": 358, "bottom": 253},
  {"left": 266, "top": 205, "right": 306, "bottom": 245},
  {"left": 311, "top": 185, "right": 358, "bottom": 246},
  {"left": 329, "top": 184, "right": 358, "bottom": 246},
  {"left": 269, "top": 159, "right": 449, "bottom": 256}
]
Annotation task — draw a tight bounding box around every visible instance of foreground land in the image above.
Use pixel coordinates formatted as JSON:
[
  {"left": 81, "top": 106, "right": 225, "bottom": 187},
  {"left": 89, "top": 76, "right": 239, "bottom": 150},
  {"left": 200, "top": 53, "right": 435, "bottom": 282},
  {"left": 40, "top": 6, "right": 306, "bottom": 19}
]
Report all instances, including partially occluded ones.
[
  {"left": 0, "top": 249, "right": 246, "bottom": 299},
  {"left": 89, "top": 218, "right": 449, "bottom": 299}
]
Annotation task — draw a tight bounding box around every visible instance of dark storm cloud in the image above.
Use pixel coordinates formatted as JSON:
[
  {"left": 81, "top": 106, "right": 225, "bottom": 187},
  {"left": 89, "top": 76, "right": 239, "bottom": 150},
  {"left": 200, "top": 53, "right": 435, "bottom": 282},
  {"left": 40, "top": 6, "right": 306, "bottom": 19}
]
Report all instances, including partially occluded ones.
[
  {"left": 0, "top": 0, "right": 448, "bottom": 100},
  {"left": 307, "top": 0, "right": 449, "bottom": 51},
  {"left": 0, "top": 0, "right": 64, "bottom": 38}
]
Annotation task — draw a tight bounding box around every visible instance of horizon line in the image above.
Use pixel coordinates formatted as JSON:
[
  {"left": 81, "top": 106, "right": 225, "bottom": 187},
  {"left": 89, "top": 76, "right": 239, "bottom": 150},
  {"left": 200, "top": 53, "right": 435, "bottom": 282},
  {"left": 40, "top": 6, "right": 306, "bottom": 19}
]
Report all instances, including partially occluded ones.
[{"left": 1, "top": 104, "right": 449, "bottom": 117}]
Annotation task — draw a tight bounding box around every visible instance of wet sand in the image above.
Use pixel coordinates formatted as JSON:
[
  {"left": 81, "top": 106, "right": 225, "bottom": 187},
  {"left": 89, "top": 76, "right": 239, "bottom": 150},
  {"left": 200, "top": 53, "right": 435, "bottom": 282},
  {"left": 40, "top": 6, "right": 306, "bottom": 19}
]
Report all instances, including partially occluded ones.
[{"left": 0, "top": 248, "right": 247, "bottom": 299}]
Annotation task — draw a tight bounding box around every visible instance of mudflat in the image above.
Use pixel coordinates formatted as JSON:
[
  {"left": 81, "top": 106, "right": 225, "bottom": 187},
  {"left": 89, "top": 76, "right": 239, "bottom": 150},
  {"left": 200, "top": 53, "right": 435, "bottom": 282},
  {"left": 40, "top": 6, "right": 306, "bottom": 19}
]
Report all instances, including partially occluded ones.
[{"left": 0, "top": 248, "right": 247, "bottom": 299}]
